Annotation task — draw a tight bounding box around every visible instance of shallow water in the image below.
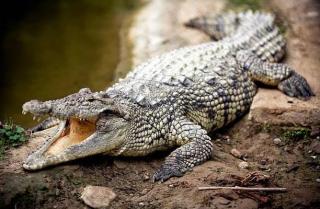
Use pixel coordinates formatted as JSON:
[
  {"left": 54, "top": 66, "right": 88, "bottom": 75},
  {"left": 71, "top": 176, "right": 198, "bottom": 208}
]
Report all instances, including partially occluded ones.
[{"left": 0, "top": 0, "right": 138, "bottom": 127}]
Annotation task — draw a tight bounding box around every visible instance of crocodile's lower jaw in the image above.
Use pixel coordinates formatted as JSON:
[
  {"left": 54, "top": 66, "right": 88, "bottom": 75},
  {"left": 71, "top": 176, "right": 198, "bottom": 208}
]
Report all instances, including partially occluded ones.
[{"left": 45, "top": 118, "right": 96, "bottom": 157}]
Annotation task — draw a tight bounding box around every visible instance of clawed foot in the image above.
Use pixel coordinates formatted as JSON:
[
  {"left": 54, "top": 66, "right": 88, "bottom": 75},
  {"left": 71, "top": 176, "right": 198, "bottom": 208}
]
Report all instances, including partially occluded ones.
[
  {"left": 152, "top": 163, "right": 187, "bottom": 182},
  {"left": 278, "top": 72, "right": 314, "bottom": 99}
]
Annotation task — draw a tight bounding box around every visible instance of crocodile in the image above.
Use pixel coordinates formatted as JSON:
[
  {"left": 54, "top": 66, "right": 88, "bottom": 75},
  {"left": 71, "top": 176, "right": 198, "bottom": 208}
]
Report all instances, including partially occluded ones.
[{"left": 22, "top": 11, "right": 314, "bottom": 182}]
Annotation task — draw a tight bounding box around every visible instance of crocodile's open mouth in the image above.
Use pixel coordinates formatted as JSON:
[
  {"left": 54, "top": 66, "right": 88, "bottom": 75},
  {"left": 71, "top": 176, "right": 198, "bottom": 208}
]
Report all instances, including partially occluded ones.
[
  {"left": 23, "top": 117, "right": 98, "bottom": 170},
  {"left": 45, "top": 117, "right": 97, "bottom": 157}
]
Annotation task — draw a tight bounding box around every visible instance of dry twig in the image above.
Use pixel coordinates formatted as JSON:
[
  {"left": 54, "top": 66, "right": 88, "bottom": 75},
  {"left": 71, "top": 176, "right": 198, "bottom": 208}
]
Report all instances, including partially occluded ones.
[{"left": 198, "top": 186, "right": 287, "bottom": 192}]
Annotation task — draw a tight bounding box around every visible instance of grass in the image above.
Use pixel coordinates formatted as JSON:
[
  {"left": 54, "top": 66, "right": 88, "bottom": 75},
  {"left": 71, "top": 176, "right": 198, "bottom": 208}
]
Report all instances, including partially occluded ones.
[
  {"left": 0, "top": 121, "right": 28, "bottom": 159},
  {"left": 254, "top": 123, "right": 311, "bottom": 142},
  {"left": 281, "top": 127, "right": 311, "bottom": 140},
  {"left": 227, "top": 0, "right": 265, "bottom": 10}
]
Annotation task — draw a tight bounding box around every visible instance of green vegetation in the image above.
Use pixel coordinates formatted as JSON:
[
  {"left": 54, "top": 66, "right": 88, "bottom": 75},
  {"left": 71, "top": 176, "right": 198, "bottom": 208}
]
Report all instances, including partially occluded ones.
[
  {"left": 0, "top": 121, "right": 28, "bottom": 159},
  {"left": 227, "top": 0, "right": 264, "bottom": 10},
  {"left": 281, "top": 127, "right": 311, "bottom": 140},
  {"left": 255, "top": 123, "right": 311, "bottom": 142}
]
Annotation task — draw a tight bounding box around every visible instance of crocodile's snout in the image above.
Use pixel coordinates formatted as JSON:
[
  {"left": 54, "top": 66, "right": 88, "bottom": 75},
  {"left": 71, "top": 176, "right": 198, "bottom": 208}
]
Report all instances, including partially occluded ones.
[{"left": 22, "top": 100, "right": 52, "bottom": 116}]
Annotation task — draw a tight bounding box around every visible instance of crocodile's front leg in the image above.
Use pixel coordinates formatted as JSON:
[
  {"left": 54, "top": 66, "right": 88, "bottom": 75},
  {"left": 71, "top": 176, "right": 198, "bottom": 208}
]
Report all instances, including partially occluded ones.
[{"left": 153, "top": 118, "right": 213, "bottom": 182}]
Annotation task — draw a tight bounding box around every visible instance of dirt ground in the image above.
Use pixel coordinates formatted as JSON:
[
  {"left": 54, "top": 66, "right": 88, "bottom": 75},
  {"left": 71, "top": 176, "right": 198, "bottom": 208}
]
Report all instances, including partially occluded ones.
[{"left": 1, "top": 0, "right": 320, "bottom": 209}]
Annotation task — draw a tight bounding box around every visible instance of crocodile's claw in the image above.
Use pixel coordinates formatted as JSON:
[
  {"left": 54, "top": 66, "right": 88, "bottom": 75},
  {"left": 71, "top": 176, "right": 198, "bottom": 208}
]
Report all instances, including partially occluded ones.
[
  {"left": 152, "top": 163, "right": 185, "bottom": 182},
  {"left": 278, "top": 72, "right": 314, "bottom": 99}
]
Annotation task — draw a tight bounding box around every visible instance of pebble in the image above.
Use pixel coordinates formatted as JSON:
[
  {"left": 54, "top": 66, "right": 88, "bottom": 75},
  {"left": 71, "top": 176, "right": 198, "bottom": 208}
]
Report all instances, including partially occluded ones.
[
  {"left": 139, "top": 202, "right": 145, "bottom": 206},
  {"left": 238, "top": 161, "right": 249, "bottom": 169},
  {"left": 259, "top": 159, "right": 267, "bottom": 165},
  {"left": 310, "top": 140, "right": 320, "bottom": 154},
  {"left": 273, "top": 138, "right": 282, "bottom": 145},
  {"left": 141, "top": 188, "right": 149, "bottom": 195},
  {"left": 113, "top": 160, "right": 127, "bottom": 169},
  {"left": 316, "top": 179, "right": 320, "bottom": 183},
  {"left": 143, "top": 174, "right": 150, "bottom": 181},
  {"left": 81, "top": 185, "right": 116, "bottom": 209},
  {"left": 286, "top": 164, "right": 299, "bottom": 173},
  {"left": 230, "top": 148, "right": 242, "bottom": 159},
  {"left": 218, "top": 198, "right": 231, "bottom": 205}
]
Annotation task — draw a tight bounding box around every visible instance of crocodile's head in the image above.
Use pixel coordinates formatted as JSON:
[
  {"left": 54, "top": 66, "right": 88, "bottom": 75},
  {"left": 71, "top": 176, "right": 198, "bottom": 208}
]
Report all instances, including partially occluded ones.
[{"left": 22, "top": 88, "right": 133, "bottom": 170}]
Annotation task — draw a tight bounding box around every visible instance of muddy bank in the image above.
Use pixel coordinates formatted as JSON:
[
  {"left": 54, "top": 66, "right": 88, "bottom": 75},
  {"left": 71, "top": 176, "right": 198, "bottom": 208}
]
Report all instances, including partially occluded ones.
[{"left": 1, "top": 0, "right": 320, "bottom": 208}]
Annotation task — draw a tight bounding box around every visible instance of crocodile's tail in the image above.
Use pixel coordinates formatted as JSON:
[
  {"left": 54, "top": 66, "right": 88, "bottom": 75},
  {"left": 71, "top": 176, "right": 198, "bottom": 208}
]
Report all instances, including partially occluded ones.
[{"left": 185, "top": 11, "right": 286, "bottom": 62}]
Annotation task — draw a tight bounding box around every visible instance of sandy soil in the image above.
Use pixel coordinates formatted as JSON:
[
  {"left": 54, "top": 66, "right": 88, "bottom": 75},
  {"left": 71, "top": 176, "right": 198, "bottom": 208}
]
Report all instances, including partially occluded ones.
[{"left": 1, "top": 0, "right": 320, "bottom": 208}]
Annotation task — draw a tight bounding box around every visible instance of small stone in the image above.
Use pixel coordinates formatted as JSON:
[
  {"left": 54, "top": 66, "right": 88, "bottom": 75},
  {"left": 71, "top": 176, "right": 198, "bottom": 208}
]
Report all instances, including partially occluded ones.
[
  {"left": 273, "top": 138, "right": 282, "bottom": 145},
  {"left": 238, "top": 161, "right": 249, "bottom": 169},
  {"left": 55, "top": 189, "right": 60, "bottom": 196},
  {"left": 310, "top": 126, "right": 320, "bottom": 137},
  {"left": 141, "top": 188, "right": 149, "bottom": 195},
  {"left": 143, "top": 174, "right": 150, "bottom": 181},
  {"left": 81, "top": 185, "right": 116, "bottom": 209},
  {"left": 139, "top": 202, "right": 145, "bottom": 206},
  {"left": 310, "top": 140, "right": 320, "bottom": 154},
  {"left": 168, "top": 184, "right": 174, "bottom": 188},
  {"left": 316, "top": 179, "right": 320, "bottom": 183},
  {"left": 218, "top": 197, "right": 231, "bottom": 205},
  {"left": 113, "top": 160, "right": 127, "bottom": 169},
  {"left": 259, "top": 159, "right": 267, "bottom": 165},
  {"left": 230, "top": 148, "right": 242, "bottom": 159},
  {"left": 286, "top": 164, "right": 299, "bottom": 173},
  {"left": 311, "top": 155, "right": 317, "bottom": 160}
]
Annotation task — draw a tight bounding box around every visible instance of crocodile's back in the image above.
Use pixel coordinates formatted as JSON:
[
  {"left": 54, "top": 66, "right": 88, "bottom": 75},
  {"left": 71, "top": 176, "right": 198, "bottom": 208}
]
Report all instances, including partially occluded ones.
[
  {"left": 106, "top": 11, "right": 285, "bottom": 131},
  {"left": 106, "top": 41, "right": 255, "bottom": 131}
]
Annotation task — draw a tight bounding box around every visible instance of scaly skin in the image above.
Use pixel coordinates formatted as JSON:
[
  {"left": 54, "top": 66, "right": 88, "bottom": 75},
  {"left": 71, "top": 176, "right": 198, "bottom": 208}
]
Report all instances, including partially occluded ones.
[{"left": 22, "top": 11, "right": 314, "bottom": 182}]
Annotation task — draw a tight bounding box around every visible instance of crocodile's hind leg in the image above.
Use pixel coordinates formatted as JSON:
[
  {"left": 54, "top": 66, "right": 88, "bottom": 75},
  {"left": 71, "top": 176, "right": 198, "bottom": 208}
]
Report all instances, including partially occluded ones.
[
  {"left": 236, "top": 50, "right": 314, "bottom": 99},
  {"left": 153, "top": 118, "right": 213, "bottom": 182}
]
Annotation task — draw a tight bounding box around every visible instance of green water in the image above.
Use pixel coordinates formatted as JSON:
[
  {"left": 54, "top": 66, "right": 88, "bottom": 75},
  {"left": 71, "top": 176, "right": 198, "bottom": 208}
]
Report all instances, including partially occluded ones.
[{"left": 0, "top": 0, "right": 138, "bottom": 127}]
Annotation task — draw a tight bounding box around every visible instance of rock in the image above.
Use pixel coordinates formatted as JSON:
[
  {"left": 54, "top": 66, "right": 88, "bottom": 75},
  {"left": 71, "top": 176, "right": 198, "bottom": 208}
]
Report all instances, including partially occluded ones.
[
  {"left": 273, "top": 138, "right": 282, "bottom": 145},
  {"left": 236, "top": 198, "right": 258, "bottom": 209},
  {"left": 310, "top": 139, "right": 320, "bottom": 154},
  {"left": 310, "top": 126, "right": 320, "bottom": 137},
  {"left": 113, "top": 160, "right": 127, "bottom": 169},
  {"left": 286, "top": 164, "right": 300, "bottom": 173},
  {"left": 81, "top": 185, "right": 116, "bottom": 208},
  {"left": 259, "top": 159, "right": 267, "bottom": 165},
  {"left": 230, "top": 148, "right": 242, "bottom": 159},
  {"left": 217, "top": 197, "right": 231, "bottom": 205},
  {"left": 310, "top": 155, "right": 317, "bottom": 160},
  {"left": 316, "top": 178, "right": 320, "bottom": 183},
  {"left": 238, "top": 162, "right": 249, "bottom": 169},
  {"left": 168, "top": 184, "right": 174, "bottom": 188},
  {"left": 139, "top": 202, "right": 145, "bottom": 206},
  {"left": 142, "top": 173, "right": 150, "bottom": 181}
]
